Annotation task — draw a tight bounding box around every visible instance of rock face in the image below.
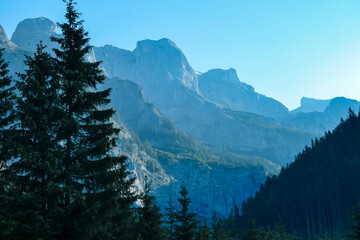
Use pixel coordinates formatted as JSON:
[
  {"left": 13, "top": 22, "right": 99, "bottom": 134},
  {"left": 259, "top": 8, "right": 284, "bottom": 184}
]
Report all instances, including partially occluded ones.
[
  {"left": 101, "top": 78, "right": 277, "bottom": 218},
  {"left": 10, "top": 17, "right": 96, "bottom": 61},
  {"left": 198, "top": 68, "right": 289, "bottom": 118},
  {"left": 4, "top": 16, "right": 358, "bottom": 218},
  {"left": 291, "top": 97, "right": 332, "bottom": 114},
  {"left": 93, "top": 39, "right": 199, "bottom": 109},
  {"left": 0, "top": 25, "right": 17, "bottom": 50},
  {"left": 94, "top": 40, "right": 313, "bottom": 165},
  {"left": 285, "top": 97, "right": 360, "bottom": 133},
  {"left": 0, "top": 24, "right": 28, "bottom": 77},
  {"left": 11, "top": 17, "right": 61, "bottom": 54}
]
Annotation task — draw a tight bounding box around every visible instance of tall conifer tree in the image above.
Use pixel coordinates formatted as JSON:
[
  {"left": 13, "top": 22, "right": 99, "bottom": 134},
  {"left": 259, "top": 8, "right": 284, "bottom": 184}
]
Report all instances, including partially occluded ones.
[
  {"left": 175, "top": 183, "right": 197, "bottom": 240},
  {"left": 50, "top": 0, "right": 137, "bottom": 238},
  {"left": 0, "top": 48, "right": 15, "bottom": 168},
  {"left": 165, "top": 195, "right": 177, "bottom": 240},
  {"left": 4, "top": 43, "right": 62, "bottom": 240},
  {"left": 0, "top": 48, "right": 16, "bottom": 239},
  {"left": 138, "top": 177, "right": 165, "bottom": 240}
]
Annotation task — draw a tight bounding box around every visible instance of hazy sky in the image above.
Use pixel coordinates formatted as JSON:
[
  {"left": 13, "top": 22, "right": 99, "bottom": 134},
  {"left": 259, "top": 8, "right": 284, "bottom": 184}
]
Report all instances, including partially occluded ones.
[{"left": 1, "top": 0, "right": 360, "bottom": 110}]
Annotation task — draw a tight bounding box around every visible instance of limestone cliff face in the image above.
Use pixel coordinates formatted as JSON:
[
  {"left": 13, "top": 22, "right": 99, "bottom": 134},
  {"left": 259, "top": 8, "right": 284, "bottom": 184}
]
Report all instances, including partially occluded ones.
[
  {"left": 0, "top": 25, "right": 17, "bottom": 50},
  {"left": 198, "top": 68, "right": 289, "bottom": 119},
  {"left": 94, "top": 40, "right": 313, "bottom": 165},
  {"left": 101, "top": 78, "right": 276, "bottom": 218},
  {"left": 10, "top": 17, "right": 96, "bottom": 62},
  {"left": 11, "top": 17, "right": 60, "bottom": 54},
  {"left": 0, "top": 24, "right": 28, "bottom": 77}
]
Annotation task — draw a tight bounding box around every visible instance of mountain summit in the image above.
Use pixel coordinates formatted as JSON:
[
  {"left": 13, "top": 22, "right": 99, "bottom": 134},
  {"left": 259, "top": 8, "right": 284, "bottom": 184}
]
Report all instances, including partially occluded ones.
[
  {"left": 198, "top": 68, "right": 289, "bottom": 118},
  {"left": 11, "top": 17, "right": 61, "bottom": 53}
]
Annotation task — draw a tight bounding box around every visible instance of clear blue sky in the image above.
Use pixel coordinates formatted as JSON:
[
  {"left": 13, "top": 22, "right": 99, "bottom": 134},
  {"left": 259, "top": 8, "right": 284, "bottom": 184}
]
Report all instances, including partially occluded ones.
[{"left": 1, "top": 0, "right": 360, "bottom": 110}]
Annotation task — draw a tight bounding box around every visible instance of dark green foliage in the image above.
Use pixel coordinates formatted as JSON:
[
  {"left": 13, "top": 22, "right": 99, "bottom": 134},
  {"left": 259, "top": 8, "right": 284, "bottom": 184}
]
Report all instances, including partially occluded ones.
[
  {"left": 48, "top": 1, "right": 138, "bottom": 238},
  {"left": 196, "top": 221, "right": 212, "bottom": 240},
  {"left": 233, "top": 110, "right": 360, "bottom": 237},
  {"left": 175, "top": 183, "right": 197, "bottom": 240},
  {"left": 165, "top": 195, "right": 178, "bottom": 240},
  {"left": 138, "top": 177, "right": 165, "bottom": 240},
  {"left": 0, "top": 48, "right": 16, "bottom": 239},
  {"left": 211, "top": 213, "right": 231, "bottom": 240},
  {"left": 240, "top": 219, "right": 301, "bottom": 240},
  {"left": 242, "top": 218, "right": 257, "bottom": 240},
  {"left": 349, "top": 206, "right": 360, "bottom": 239},
  {"left": 0, "top": 48, "right": 15, "bottom": 132},
  {"left": 3, "top": 43, "right": 62, "bottom": 240}
]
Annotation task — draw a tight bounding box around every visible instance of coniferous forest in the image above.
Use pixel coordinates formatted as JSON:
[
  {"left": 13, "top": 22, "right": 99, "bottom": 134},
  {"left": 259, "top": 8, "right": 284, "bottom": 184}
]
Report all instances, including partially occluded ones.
[{"left": 1, "top": 1, "right": 360, "bottom": 240}]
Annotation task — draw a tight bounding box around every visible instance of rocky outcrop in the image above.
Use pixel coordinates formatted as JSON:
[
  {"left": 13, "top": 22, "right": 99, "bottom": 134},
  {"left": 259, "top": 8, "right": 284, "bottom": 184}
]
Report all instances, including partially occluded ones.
[
  {"left": 11, "top": 17, "right": 61, "bottom": 54},
  {"left": 0, "top": 25, "right": 17, "bottom": 50},
  {"left": 0, "top": 24, "right": 28, "bottom": 77},
  {"left": 198, "top": 68, "right": 289, "bottom": 119},
  {"left": 291, "top": 97, "right": 332, "bottom": 114},
  {"left": 103, "top": 79, "right": 277, "bottom": 218},
  {"left": 94, "top": 40, "right": 313, "bottom": 165},
  {"left": 284, "top": 97, "right": 360, "bottom": 133}
]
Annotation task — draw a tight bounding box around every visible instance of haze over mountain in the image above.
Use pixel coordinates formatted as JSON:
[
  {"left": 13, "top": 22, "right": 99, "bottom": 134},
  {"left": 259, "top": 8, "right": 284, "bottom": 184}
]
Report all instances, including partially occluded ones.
[
  {"left": 197, "top": 68, "right": 289, "bottom": 119},
  {"left": 1, "top": 16, "right": 358, "bottom": 219},
  {"left": 93, "top": 38, "right": 315, "bottom": 166}
]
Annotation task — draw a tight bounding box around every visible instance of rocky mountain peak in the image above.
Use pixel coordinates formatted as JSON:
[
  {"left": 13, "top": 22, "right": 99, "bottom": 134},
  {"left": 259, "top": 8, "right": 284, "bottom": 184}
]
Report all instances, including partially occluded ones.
[
  {"left": 199, "top": 68, "right": 253, "bottom": 90},
  {"left": 291, "top": 97, "right": 332, "bottom": 114},
  {"left": 0, "top": 25, "right": 17, "bottom": 50},
  {"left": 133, "top": 38, "right": 199, "bottom": 93},
  {"left": 11, "top": 17, "right": 60, "bottom": 53}
]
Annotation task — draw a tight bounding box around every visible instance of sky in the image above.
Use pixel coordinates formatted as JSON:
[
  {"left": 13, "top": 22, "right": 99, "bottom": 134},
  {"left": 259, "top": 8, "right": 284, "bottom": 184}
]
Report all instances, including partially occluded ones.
[{"left": 1, "top": 0, "right": 360, "bottom": 110}]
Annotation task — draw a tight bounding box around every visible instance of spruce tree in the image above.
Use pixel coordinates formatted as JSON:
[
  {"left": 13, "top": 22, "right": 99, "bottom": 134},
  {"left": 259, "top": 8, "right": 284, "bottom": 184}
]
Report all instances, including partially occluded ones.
[
  {"left": 0, "top": 48, "right": 15, "bottom": 143},
  {"left": 0, "top": 47, "right": 16, "bottom": 239},
  {"left": 3, "top": 43, "right": 62, "bottom": 240},
  {"left": 175, "top": 183, "right": 197, "bottom": 240},
  {"left": 138, "top": 177, "right": 165, "bottom": 240},
  {"left": 50, "top": 0, "right": 137, "bottom": 238},
  {"left": 165, "top": 195, "right": 177, "bottom": 240}
]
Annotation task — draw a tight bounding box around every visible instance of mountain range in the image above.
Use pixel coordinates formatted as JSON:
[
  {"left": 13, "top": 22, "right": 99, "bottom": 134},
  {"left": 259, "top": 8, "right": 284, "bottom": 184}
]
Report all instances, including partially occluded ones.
[{"left": 1, "top": 17, "right": 359, "bottom": 218}]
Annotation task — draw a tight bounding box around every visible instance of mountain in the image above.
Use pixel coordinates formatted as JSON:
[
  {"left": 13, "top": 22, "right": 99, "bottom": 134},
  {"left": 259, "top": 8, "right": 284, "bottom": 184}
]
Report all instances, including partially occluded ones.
[
  {"left": 93, "top": 40, "right": 314, "bottom": 165},
  {"left": 11, "top": 17, "right": 61, "bottom": 54},
  {"left": 0, "top": 24, "right": 28, "bottom": 77},
  {"left": 1, "top": 19, "right": 279, "bottom": 218},
  {"left": 3, "top": 16, "right": 357, "bottom": 219},
  {"left": 198, "top": 68, "right": 289, "bottom": 119},
  {"left": 101, "top": 78, "right": 280, "bottom": 218},
  {"left": 291, "top": 97, "right": 332, "bottom": 114},
  {"left": 10, "top": 17, "right": 96, "bottom": 62},
  {"left": 0, "top": 25, "right": 17, "bottom": 50},
  {"left": 238, "top": 111, "right": 360, "bottom": 237},
  {"left": 284, "top": 97, "right": 360, "bottom": 133}
]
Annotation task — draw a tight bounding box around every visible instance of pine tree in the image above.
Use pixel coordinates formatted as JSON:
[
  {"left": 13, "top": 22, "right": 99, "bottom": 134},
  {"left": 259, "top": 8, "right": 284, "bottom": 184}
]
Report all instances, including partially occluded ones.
[
  {"left": 0, "top": 47, "right": 16, "bottom": 239},
  {"left": 50, "top": 0, "right": 137, "bottom": 238},
  {"left": 0, "top": 43, "right": 63, "bottom": 240},
  {"left": 175, "top": 183, "right": 197, "bottom": 240},
  {"left": 138, "top": 177, "right": 165, "bottom": 240},
  {"left": 165, "top": 195, "right": 177, "bottom": 240},
  {"left": 0, "top": 48, "right": 15, "bottom": 146}
]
